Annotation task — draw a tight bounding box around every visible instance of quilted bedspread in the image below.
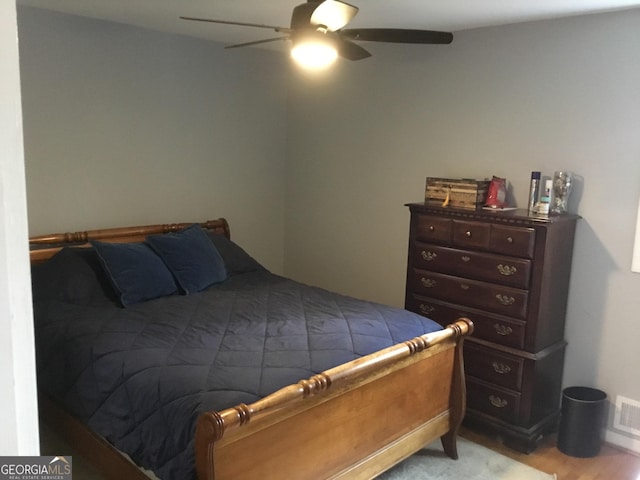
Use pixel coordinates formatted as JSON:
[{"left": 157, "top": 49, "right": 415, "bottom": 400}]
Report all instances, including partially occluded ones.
[{"left": 33, "top": 266, "right": 442, "bottom": 479}]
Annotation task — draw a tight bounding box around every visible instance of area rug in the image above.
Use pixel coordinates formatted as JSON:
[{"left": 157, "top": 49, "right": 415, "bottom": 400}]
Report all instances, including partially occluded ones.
[{"left": 377, "top": 437, "right": 557, "bottom": 480}]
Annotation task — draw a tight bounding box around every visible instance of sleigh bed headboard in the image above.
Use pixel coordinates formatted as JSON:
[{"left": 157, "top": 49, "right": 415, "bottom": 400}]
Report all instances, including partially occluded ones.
[{"left": 29, "top": 218, "right": 230, "bottom": 264}]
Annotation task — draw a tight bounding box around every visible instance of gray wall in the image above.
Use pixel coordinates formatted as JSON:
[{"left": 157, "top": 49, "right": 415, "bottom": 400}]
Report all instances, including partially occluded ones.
[
  {"left": 19, "top": 7, "right": 289, "bottom": 273},
  {"left": 17, "top": 6, "right": 640, "bottom": 451},
  {"left": 285, "top": 10, "right": 640, "bottom": 448}
]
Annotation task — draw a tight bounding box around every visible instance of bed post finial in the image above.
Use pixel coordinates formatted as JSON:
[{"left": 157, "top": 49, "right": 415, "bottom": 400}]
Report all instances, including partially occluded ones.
[
  {"left": 448, "top": 318, "right": 474, "bottom": 338},
  {"left": 197, "top": 411, "right": 226, "bottom": 442}
]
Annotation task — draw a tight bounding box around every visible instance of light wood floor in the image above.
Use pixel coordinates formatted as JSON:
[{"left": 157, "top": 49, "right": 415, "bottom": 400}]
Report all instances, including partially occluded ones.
[{"left": 461, "top": 426, "right": 640, "bottom": 480}]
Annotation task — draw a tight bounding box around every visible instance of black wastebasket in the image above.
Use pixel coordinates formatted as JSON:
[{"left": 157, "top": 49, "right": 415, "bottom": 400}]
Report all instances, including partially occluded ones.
[{"left": 557, "top": 386, "right": 607, "bottom": 457}]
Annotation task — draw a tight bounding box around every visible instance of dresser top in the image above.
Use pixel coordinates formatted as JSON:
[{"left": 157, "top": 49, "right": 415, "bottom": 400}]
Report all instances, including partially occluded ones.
[{"left": 406, "top": 202, "right": 580, "bottom": 226}]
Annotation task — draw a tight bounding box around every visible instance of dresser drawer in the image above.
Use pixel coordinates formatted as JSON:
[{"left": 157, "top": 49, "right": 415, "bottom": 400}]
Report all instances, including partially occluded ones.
[
  {"left": 464, "top": 343, "right": 524, "bottom": 391},
  {"left": 412, "top": 242, "right": 532, "bottom": 289},
  {"left": 405, "top": 296, "right": 526, "bottom": 349},
  {"left": 452, "top": 220, "right": 491, "bottom": 250},
  {"left": 414, "top": 215, "right": 452, "bottom": 244},
  {"left": 467, "top": 378, "right": 521, "bottom": 424},
  {"left": 489, "top": 225, "right": 535, "bottom": 259},
  {"left": 467, "top": 313, "right": 526, "bottom": 349},
  {"left": 409, "top": 270, "right": 529, "bottom": 319}
]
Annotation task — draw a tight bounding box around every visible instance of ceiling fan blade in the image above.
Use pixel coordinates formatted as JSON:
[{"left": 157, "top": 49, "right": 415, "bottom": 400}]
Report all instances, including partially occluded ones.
[
  {"left": 225, "top": 37, "right": 290, "bottom": 49},
  {"left": 180, "top": 16, "right": 291, "bottom": 34},
  {"left": 340, "top": 28, "right": 453, "bottom": 44},
  {"left": 335, "top": 38, "right": 371, "bottom": 61},
  {"left": 310, "top": 0, "right": 359, "bottom": 32}
]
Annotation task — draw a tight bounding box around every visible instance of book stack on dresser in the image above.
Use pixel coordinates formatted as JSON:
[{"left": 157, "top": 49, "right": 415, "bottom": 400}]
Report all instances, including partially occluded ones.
[{"left": 404, "top": 203, "right": 579, "bottom": 452}]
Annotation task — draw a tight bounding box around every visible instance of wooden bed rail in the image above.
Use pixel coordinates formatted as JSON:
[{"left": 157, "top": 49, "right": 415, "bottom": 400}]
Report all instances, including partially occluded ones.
[
  {"left": 202, "top": 320, "right": 472, "bottom": 436},
  {"left": 195, "top": 318, "right": 473, "bottom": 480},
  {"left": 29, "top": 218, "right": 230, "bottom": 263}
]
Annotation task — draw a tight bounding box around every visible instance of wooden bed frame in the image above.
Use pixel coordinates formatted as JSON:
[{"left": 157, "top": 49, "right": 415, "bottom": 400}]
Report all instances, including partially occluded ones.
[{"left": 30, "top": 218, "right": 473, "bottom": 480}]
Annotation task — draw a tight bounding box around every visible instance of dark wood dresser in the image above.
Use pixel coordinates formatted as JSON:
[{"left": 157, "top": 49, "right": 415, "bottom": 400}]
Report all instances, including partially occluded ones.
[{"left": 404, "top": 203, "right": 579, "bottom": 452}]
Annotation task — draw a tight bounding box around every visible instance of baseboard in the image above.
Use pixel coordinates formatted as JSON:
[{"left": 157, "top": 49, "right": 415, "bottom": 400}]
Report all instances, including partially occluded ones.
[{"left": 605, "top": 429, "right": 640, "bottom": 455}]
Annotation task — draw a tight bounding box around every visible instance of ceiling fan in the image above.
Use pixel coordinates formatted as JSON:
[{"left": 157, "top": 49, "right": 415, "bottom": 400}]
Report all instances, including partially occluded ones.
[{"left": 180, "top": 0, "right": 453, "bottom": 67}]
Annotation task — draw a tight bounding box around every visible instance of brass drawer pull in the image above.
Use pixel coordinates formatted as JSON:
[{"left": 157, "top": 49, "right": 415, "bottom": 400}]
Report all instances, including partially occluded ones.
[
  {"left": 465, "top": 231, "right": 472, "bottom": 238},
  {"left": 419, "top": 304, "right": 435, "bottom": 315},
  {"left": 420, "top": 278, "right": 437, "bottom": 288},
  {"left": 494, "top": 324, "right": 513, "bottom": 336},
  {"left": 497, "top": 264, "right": 517, "bottom": 276},
  {"left": 421, "top": 250, "right": 437, "bottom": 261},
  {"left": 496, "top": 294, "right": 515, "bottom": 306},
  {"left": 492, "top": 362, "right": 512, "bottom": 375},
  {"left": 489, "top": 395, "right": 508, "bottom": 408},
  {"left": 461, "top": 255, "right": 471, "bottom": 262}
]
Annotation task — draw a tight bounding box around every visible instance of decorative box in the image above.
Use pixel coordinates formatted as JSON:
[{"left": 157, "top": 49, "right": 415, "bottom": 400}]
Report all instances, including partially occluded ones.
[{"left": 425, "top": 177, "right": 490, "bottom": 209}]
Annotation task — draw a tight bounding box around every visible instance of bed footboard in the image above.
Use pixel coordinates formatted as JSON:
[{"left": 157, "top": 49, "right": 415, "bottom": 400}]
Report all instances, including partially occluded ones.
[{"left": 195, "top": 318, "right": 472, "bottom": 480}]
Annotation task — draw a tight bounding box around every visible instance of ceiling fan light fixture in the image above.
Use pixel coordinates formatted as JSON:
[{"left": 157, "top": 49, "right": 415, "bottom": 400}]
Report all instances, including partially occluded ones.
[
  {"left": 309, "top": 0, "right": 359, "bottom": 32},
  {"left": 290, "top": 34, "right": 338, "bottom": 70}
]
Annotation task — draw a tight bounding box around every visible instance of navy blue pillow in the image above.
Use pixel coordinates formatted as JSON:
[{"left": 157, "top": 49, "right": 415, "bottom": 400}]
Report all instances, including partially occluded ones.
[
  {"left": 206, "top": 231, "right": 265, "bottom": 276},
  {"left": 146, "top": 224, "right": 227, "bottom": 294},
  {"left": 31, "top": 247, "right": 114, "bottom": 306},
  {"left": 91, "top": 241, "right": 178, "bottom": 307}
]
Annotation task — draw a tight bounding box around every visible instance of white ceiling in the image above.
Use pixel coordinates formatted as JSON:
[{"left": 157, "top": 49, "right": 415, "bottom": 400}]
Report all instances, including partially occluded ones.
[{"left": 17, "top": 0, "right": 640, "bottom": 48}]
